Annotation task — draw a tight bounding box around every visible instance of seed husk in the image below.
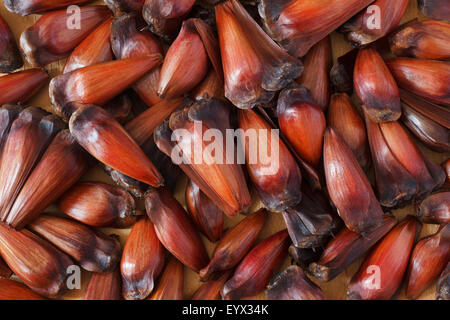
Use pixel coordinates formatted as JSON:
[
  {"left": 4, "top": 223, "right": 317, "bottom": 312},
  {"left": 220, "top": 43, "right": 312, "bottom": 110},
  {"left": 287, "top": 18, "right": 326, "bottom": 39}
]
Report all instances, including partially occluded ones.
[
  {"left": 20, "top": 6, "right": 111, "bottom": 67},
  {"left": 121, "top": 217, "right": 165, "bottom": 300},
  {"left": 111, "top": 13, "right": 163, "bottom": 107},
  {"left": 221, "top": 229, "right": 291, "bottom": 300},
  {"left": 185, "top": 179, "right": 224, "bottom": 243},
  {"left": 192, "top": 271, "right": 232, "bottom": 300},
  {"left": 58, "top": 182, "right": 137, "bottom": 229},
  {"left": 266, "top": 265, "right": 324, "bottom": 300},
  {"left": 416, "top": 192, "right": 450, "bottom": 224},
  {"left": 216, "top": 0, "right": 302, "bottom": 109},
  {"left": 5, "top": 130, "right": 90, "bottom": 229},
  {"left": 0, "top": 108, "right": 64, "bottom": 223},
  {"left": 347, "top": 216, "right": 422, "bottom": 300},
  {"left": 386, "top": 58, "right": 450, "bottom": 107},
  {"left": 309, "top": 215, "right": 397, "bottom": 282},
  {"left": 0, "top": 224, "right": 73, "bottom": 298},
  {"left": 69, "top": 104, "right": 163, "bottom": 187},
  {"left": 389, "top": 19, "right": 450, "bottom": 60},
  {"left": 50, "top": 55, "right": 162, "bottom": 120},
  {"left": 323, "top": 127, "right": 384, "bottom": 233},
  {"left": 148, "top": 256, "right": 184, "bottom": 300},
  {"left": 340, "top": 0, "right": 409, "bottom": 47},
  {"left": 239, "top": 108, "right": 303, "bottom": 212},
  {"left": 0, "top": 14, "right": 23, "bottom": 72},
  {"left": 328, "top": 93, "right": 370, "bottom": 170},
  {"left": 0, "top": 69, "right": 48, "bottom": 106},
  {"left": 28, "top": 215, "right": 121, "bottom": 273},
  {"left": 354, "top": 47, "right": 402, "bottom": 123},
  {"left": 4, "top": 0, "right": 92, "bottom": 16},
  {"left": 84, "top": 266, "right": 122, "bottom": 300},
  {"left": 405, "top": 224, "right": 450, "bottom": 299},
  {"left": 258, "top": 0, "right": 374, "bottom": 58},
  {"left": 63, "top": 18, "right": 114, "bottom": 74},
  {"left": 145, "top": 187, "right": 209, "bottom": 273},
  {"left": 296, "top": 37, "right": 331, "bottom": 110},
  {"left": 0, "top": 278, "right": 45, "bottom": 300},
  {"left": 156, "top": 98, "right": 251, "bottom": 217},
  {"left": 277, "top": 86, "right": 326, "bottom": 168}
]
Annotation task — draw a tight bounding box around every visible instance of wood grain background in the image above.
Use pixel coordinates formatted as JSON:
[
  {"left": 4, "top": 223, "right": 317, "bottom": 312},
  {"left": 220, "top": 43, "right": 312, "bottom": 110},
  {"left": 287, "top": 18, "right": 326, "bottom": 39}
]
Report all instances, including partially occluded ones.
[{"left": 0, "top": 0, "right": 447, "bottom": 300}]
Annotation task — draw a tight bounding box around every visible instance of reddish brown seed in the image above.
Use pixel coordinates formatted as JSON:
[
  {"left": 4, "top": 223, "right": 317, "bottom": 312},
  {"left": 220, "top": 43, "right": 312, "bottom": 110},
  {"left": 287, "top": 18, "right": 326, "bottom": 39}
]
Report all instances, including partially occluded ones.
[
  {"left": 0, "top": 14, "right": 23, "bottom": 72},
  {"left": 364, "top": 113, "right": 418, "bottom": 208},
  {"left": 28, "top": 215, "right": 121, "bottom": 273},
  {"left": 400, "top": 89, "right": 450, "bottom": 153},
  {"left": 58, "top": 182, "right": 137, "bottom": 229},
  {"left": 239, "top": 108, "right": 303, "bottom": 211},
  {"left": 20, "top": 6, "right": 111, "bottom": 67},
  {"left": 50, "top": 55, "right": 162, "bottom": 120},
  {"left": 145, "top": 187, "right": 209, "bottom": 273},
  {"left": 111, "top": 13, "right": 163, "bottom": 107},
  {"left": 296, "top": 37, "right": 331, "bottom": 110},
  {"left": 283, "top": 186, "right": 340, "bottom": 249},
  {"left": 0, "top": 108, "right": 64, "bottom": 223},
  {"left": 390, "top": 19, "right": 450, "bottom": 60},
  {"left": 258, "top": 0, "right": 374, "bottom": 58},
  {"left": 192, "top": 271, "right": 232, "bottom": 300},
  {"left": 0, "top": 69, "right": 48, "bottom": 106},
  {"left": 215, "top": 0, "right": 302, "bottom": 109},
  {"left": 106, "top": 129, "right": 182, "bottom": 198},
  {"left": 405, "top": 224, "right": 450, "bottom": 299},
  {"left": 5, "top": 130, "right": 90, "bottom": 229},
  {"left": 266, "top": 265, "right": 324, "bottom": 300},
  {"left": 437, "top": 261, "right": 450, "bottom": 300},
  {"left": 416, "top": 192, "right": 450, "bottom": 224},
  {"left": 121, "top": 217, "right": 165, "bottom": 300},
  {"left": 323, "top": 127, "right": 384, "bottom": 233},
  {"left": 418, "top": 0, "right": 450, "bottom": 21},
  {"left": 105, "top": 0, "right": 145, "bottom": 14},
  {"left": 63, "top": 18, "right": 113, "bottom": 74},
  {"left": 143, "top": 0, "right": 195, "bottom": 41},
  {"left": 148, "top": 256, "right": 184, "bottom": 300},
  {"left": 199, "top": 209, "right": 268, "bottom": 281},
  {"left": 328, "top": 93, "right": 369, "bottom": 170},
  {"left": 185, "top": 179, "right": 224, "bottom": 243},
  {"left": 347, "top": 216, "right": 422, "bottom": 300},
  {"left": 84, "top": 267, "right": 122, "bottom": 300},
  {"left": 309, "top": 215, "right": 397, "bottom": 282},
  {"left": 0, "top": 224, "right": 73, "bottom": 298},
  {"left": 221, "top": 229, "right": 291, "bottom": 300},
  {"left": 277, "top": 86, "right": 326, "bottom": 168},
  {"left": 160, "top": 98, "right": 251, "bottom": 217},
  {"left": 4, "top": 0, "right": 92, "bottom": 16},
  {"left": 69, "top": 104, "right": 163, "bottom": 187},
  {"left": 386, "top": 58, "right": 450, "bottom": 106},
  {"left": 379, "top": 120, "right": 444, "bottom": 199},
  {"left": 158, "top": 19, "right": 210, "bottom": 100},
  {"left": 341, "top": 0, "right": 409, "bottom": 47},
  {"left": 0, "top": 278, "right": 45, "bottom": 300},
  {"left": 354, "top": 47, "right": 401, "bottom": 123}
]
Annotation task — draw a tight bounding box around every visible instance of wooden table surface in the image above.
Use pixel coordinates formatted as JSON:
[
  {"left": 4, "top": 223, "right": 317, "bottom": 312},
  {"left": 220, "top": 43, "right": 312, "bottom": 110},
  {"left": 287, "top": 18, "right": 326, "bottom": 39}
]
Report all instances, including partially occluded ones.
[{"left": 0, "top": 0, "right": 447, "bottom": 300}]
